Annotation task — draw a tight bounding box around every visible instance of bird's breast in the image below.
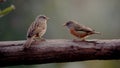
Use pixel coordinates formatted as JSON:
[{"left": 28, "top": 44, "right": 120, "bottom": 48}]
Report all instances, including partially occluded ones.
[{"left": 70, "top": 28, "right": 88, "bottom": 38}]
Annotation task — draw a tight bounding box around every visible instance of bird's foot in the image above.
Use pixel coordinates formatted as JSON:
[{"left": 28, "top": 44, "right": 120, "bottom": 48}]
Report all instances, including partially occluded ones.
[
  {"left": 40, "top": 38, "right": 46, "bottom": 41},
  {"left": 73, "top": 39, "right": 85, "bottom": 42},
  {"left": 32, "top": 38, "right": 45, "bottom": 45},
  {"left": 34, "top": 37, "right": 46, "bottom": 42}
]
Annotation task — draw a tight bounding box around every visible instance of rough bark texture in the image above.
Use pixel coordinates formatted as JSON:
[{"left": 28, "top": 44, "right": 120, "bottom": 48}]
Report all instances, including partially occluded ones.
[{"left": 0, "top": 39, "right": 120, "bottom": 67}]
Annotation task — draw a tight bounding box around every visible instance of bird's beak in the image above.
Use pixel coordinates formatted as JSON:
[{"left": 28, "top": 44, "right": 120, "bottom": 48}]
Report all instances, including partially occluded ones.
[
  {"left": 63, "top": 23, "right": 66, "bottom": 27},
  {"left": 46, "top": 17, "right": 50, "bottom": 20}
]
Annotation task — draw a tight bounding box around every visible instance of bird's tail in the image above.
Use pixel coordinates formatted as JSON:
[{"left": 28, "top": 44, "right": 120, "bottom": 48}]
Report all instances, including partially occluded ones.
[{"left": 23, "top": 37, "right": 33, "bottom": 49}]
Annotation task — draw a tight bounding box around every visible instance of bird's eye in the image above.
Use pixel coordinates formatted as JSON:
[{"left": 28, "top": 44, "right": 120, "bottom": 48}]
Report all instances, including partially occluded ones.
[
  {"left": 42, "top": 17, "right": 46, "bottom": 19},
  {"left": 66, "top": 22, "right": 71, "bottom": 25}
]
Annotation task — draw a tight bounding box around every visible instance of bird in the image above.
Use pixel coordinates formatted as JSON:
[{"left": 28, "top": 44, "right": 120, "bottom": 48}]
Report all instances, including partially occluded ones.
[
  {"left": 64, "top": 20, "right": 100, "bottom": 41},
  {"left": 23, "top": 15, "right": 49, "bottom": 48}
]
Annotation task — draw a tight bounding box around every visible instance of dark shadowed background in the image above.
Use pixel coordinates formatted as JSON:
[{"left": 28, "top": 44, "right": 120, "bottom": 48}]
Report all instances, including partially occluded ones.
[{"left": 0, "top": 0, "right": 120, "bottom": 68}]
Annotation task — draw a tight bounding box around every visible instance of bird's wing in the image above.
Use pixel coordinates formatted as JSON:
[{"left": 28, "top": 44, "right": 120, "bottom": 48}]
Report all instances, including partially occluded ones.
[
  {"left": 27, "top": 21, "right": 43, "bottom": 37},
  {"left": 74, "top": 24, "right": 95, "bottom": 32}
]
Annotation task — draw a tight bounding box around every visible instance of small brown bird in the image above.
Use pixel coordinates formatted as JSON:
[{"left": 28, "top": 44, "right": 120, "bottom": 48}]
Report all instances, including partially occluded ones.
[
  {"left": 64, "top": 20, "right": 100, "bottom": 41},
  {"left": 24, "top": 15, "right": 49, "bottom": 48}
]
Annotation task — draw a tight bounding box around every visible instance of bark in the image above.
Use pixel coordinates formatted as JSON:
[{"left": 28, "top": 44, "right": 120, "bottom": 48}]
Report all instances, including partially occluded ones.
[{"left": 0, "top": 39, "right": 120, "bottom": 67}]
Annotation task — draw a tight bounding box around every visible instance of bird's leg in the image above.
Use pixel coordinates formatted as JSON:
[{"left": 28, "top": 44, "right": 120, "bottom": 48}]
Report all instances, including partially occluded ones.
[
  {"left": 73, "top": 37, "right": 82, "bottom": 42},
  {"left": 80, "top": 38, "right": 86, "bottom": 41},
  {"left": 33, "top": 38, "right": 38, "bottom": 42},
  {"left": 80, "top": 35, "right": 89, "bottom": 41},
  {"left": 34, "top": 33, "right": 45, "bottom": 41},
  {"left": 32, "top": 37, "right": 45, "bottom": 45},
  {"left": 40, "top": 37, "right": 46, "bottom": 41},
  {"left": 35, "top": 36, "right": 46, "bottom": 41}
]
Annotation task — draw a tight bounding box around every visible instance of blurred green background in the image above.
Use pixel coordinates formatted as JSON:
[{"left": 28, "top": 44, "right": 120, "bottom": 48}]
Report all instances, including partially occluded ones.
[{"left": 0, "top": 0, "right": 120, "bottom": 68}]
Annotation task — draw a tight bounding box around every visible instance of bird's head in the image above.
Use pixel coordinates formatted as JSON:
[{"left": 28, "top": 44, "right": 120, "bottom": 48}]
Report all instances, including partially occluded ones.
[
  {"left": 63, "top": 20, "right": 76, "bottom": 28},
  {"left": 35, "top": 15, "right": 49, "bottom": 23},
  {"left": 37, "top": 15, "right": 49, "bottom": 20}
]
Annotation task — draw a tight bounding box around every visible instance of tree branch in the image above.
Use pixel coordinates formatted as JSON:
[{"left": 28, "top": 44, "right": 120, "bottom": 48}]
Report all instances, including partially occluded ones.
[{"left": 0, "top": 39, "right": 120, "bottom": 67}]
